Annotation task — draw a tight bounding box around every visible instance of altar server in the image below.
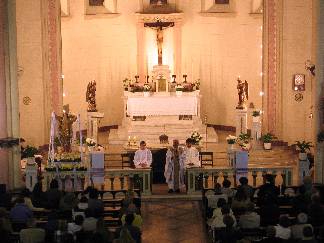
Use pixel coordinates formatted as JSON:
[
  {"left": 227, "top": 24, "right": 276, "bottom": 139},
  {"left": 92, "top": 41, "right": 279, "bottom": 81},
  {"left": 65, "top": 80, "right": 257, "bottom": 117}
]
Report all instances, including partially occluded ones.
[
  {"left": 183, "top": 138, "right": 200, "bottom": 168},
  {"left": 133, "top": 141, "right": 152, "bottom": 168},
  {"left": 164, "top": 139, "right": 185, "bottom": 193}
]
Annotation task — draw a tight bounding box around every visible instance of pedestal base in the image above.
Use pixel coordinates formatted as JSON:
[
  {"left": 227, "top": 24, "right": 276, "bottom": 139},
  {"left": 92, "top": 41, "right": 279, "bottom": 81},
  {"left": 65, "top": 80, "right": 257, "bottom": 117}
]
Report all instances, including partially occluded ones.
[
  {"left": 87, "top": 112, "right": 104, "bottom": 142},
  {"left": 235, "top": 108, "right": 247, "bottom": 136}
]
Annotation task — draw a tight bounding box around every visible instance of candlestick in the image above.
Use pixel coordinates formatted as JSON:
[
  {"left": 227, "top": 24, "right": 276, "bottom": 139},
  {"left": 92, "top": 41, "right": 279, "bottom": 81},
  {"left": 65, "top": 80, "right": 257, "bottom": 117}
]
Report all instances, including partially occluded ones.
[
  {"left": 183, "top": 74, "right": 187, "bottom": 83},
  {"left": 172, "top": 75, "right": 176, "bottom": 83},
  {"left": 135, "top": 75, "right": 139, "bottom": 83}
]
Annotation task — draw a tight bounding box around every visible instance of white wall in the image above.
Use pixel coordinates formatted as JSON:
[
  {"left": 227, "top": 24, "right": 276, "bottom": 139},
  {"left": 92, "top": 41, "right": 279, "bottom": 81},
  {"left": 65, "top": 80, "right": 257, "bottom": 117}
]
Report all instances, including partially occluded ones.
[{"left": 61, "top": 0, "right": 262, "bottom": 128}]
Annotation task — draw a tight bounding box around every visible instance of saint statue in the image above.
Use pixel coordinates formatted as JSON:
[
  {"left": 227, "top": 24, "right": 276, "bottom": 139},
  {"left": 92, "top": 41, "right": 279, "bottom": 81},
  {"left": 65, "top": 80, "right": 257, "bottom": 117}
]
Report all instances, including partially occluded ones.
[
  {"left": 86, "top": 80, "right": 97, "bottom": 112},
  {"left": 55, "top": 106, "right": 77, "bottom": 152},
  {"left": 236, "top": 78, "right": 249, "bottom": 109}
]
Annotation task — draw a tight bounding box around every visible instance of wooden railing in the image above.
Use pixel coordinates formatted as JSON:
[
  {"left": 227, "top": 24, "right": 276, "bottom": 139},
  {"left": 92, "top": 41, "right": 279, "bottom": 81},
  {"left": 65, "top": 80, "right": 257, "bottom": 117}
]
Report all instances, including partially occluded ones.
[
  {"left": 186, "top": 166, "right": 293, "bottom": 195},
  {"left": 43, "top": 168, "right": 152, "bottom": 196}
]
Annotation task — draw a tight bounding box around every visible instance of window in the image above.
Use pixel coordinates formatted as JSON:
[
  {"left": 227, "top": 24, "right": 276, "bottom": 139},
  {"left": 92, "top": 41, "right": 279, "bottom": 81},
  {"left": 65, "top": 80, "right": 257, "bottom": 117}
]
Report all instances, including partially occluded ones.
[
  {"left": 89, "top": 0, "right": 104, "bottom": 6},
  {"left": 215, "top": 0, "right": 229, "bottom": 4}
]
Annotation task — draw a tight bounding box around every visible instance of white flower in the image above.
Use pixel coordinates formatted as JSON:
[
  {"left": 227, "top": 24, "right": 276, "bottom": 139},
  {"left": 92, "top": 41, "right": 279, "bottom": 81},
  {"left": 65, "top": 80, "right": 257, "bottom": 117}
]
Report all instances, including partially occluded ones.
[{"left": 226, "top": 135, "right": 237, "bottom": 141}]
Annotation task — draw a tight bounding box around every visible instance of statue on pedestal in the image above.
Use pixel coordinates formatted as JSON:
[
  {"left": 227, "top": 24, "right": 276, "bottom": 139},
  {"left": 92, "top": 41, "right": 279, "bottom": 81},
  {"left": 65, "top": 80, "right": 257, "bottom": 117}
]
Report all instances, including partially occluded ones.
[
  {"left": 55, "top": 105, "right": 77, "bottom": 152},
  {"left": 236, "top": 78, "right": 249, "bottom": 109},
  {"left": 86, "top": 80, "right": 98, "bottom": 112}
]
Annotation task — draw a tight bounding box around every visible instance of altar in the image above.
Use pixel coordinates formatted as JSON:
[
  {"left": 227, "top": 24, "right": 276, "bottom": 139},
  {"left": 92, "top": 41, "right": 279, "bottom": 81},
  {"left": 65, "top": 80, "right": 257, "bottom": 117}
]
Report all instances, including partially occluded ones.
[{"left": 125, "top": 91, "right": 201, "bottom": 117}]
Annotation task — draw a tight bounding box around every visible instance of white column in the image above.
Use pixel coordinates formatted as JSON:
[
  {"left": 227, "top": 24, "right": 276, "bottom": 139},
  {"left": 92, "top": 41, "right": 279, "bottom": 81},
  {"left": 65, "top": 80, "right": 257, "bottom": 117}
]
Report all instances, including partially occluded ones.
[
  {"left": 136, "top": 20, "right": 145, "bottom": 82},
  {"left": 173, "top": 20, "right": 182, "bottom": 78},
  {"left": 235, "top": 109, "right": 248, "bottom": 136}
]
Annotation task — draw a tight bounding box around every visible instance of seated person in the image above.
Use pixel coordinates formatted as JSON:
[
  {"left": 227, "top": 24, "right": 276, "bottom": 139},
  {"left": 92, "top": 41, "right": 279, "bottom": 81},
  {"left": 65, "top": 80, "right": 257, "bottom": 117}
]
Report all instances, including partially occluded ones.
[
  {"left": 9, "top": 196, "right": 33, "bottom": 230},
  {"left": 238, "top": 202, "right": 260, "bottom": 229},
  {"left": 215, "top": 215, "right": 242, "bottom": 243},
  {"left": 231, "top": 188, "right": 250, "bottom": 215},
  {"left": 291, "top": 213, "right": 312, "bottom": 240},
  {"left": 133, "top": 141, "right": 152, "bottom": 168},
  {"left": 300, "top": 225, "right": 317, "bottom": 243},
  {"left": 259, "top": 226, "right": 285, "bottom": 243},
  {"left": 121, "top": 204, "right": 143, "bottom": 230},
  {"left": 183, "top": 138, "right": 200, "bottom": 168},
  {"left": 82, "top": 208, "right": 97, "bottom": 232},
  {"left": 88, "top": 188, "right": 104, "bottom": 217},
  {"left": 123, "top": 213, "right": 141, "bottom": 243},
  {"left": 237, "top": 177, "right": 254, "bottom": 200},
  {"left": 20, "top": 218, "right": 45, "bottom": 243},
  {"left": 68, "top": 215, "right": 84, "bottom": 235},
  {"left": 274, "top": 216, "right": 291, "bottom": 240},
  {"left": 221, "top": 179, "right": 235, "bottom": 201}
]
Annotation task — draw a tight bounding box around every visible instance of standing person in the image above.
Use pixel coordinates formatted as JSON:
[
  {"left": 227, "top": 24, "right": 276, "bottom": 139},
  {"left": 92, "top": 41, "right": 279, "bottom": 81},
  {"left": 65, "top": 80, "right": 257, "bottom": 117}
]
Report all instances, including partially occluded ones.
[
  {"left": 164, "top": 139, "right": 185, "bottom": 193},
  {"left": 183, "top": 138, "right": 200, "bottom": 168},
  {"left": 133, "top": 141, "right": 152, "bottom": 168}
]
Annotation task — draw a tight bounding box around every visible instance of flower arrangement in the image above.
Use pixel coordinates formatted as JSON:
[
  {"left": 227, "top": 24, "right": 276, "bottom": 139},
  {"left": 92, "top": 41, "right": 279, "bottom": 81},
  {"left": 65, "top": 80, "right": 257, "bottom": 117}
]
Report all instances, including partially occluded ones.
[
  {"left": 226, "top": 135, "right": 237, "bottom": 144},
  {"left": 45, "top": 163, "right": 87, "bottom": 172},
  {"left": 122, "top": 78, "right": 131, "bottom": 90},
  {"left": 86, "top": 138, "right": 96, "bottom": 147},
  {"left": 182, "top": 83, "right": 194, "bottom": 92},
  {"left": 191, "top": 131, "right": 202, "bottom": 145},
  {"left": 194, "top": 79, "right": 201, "bottom": 90},
  {"left": 130, "top": 84, "right": 144, "bottom": 92},
  {"left": 238, "top": 133, "right": 251, "bottom": 150},
  {"left": 22, "top": 146, "right": 39, "bottom": 159},
  {"left": 52, "top": 152, "right": 81, "bottom": 162},
  {"left": 294, "top": 140, "right": 313, "bottom": 153},
  {"left": 252, "top": 110, "right": 261, "bottom": 117},
  {"left": 143, "top": 84, "right": 151, "bottom": 92},
  {"left": 175, "top": 84, "right": 184, "bottom": 91}
]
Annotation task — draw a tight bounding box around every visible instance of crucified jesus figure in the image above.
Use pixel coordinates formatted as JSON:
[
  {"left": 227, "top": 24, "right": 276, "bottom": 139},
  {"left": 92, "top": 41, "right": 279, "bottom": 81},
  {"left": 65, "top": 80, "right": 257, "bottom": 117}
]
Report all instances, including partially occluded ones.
[{"left": 145, "top": 20, "right": 174, "bottom": 65}]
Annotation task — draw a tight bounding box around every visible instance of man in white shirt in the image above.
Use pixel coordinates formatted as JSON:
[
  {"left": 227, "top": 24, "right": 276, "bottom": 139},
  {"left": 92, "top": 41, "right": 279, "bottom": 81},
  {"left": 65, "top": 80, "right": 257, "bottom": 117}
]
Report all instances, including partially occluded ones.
[
  {"left": 133, "top": 141, "right": 152, "bottom": 168},
  {"left": 183, "top": 138, "right": 200, "bottom": 168}
]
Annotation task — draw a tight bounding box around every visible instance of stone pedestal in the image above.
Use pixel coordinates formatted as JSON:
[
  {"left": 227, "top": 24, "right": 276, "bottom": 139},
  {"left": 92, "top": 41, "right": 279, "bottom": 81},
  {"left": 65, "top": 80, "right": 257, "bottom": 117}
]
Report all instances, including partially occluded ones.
[
  {"left": 87, "top": 112, "right": 104, "bottom": 143},
  {"left": 251, "top": 120, "right": 262, "bottom": 141},
  {"left": 299, "top": 159, "right": 310, "bottom": 184},
  {"left": 235, "top": 109, "right": 247, "bottom": 136},
  {"left": 25, "top": 163, "right": 38, "bottom": 191}
]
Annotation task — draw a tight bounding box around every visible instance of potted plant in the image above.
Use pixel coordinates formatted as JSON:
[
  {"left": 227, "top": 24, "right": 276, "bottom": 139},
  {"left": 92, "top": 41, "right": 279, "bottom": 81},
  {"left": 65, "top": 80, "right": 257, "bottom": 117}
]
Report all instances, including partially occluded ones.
[
  {"left": 226, "top": 135, "right": 237, "bottom": 150},
  {"left": 23, "top": 146, "right": 39, "bottom": 165},
  {"left": 252, "top": 110, "right": 261, "bottom": 123},
  {"left": 295, "top": 140, "right": 313, "bottom": 160},
  {"left": 143, "top": 84, "right": 151, "bottom": 97},
  {"left": 122, "top": 78, "right": 131, "bottom": 92},
  {"left": 238, "top": 133, "right": 251, "bottom": 151},
  {"left": 261, "top": 133, "right": 273, "bottom": 150},
  {"left": 175, "top": 84, "right": 183, "bottom": 96}
]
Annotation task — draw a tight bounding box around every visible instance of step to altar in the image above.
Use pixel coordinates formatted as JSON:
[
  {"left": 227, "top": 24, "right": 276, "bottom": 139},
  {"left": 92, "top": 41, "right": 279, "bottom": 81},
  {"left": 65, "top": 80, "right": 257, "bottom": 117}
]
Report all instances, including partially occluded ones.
[{"left": 108, "top": 116, "right": 218, "bottom": 145}]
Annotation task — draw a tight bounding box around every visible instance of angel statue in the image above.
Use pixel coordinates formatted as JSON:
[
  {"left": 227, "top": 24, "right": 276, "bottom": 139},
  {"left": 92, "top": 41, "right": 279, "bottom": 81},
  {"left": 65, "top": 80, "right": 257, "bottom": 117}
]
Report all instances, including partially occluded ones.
[
  {"left": 55, "top": 105, "right": 77, "bottom": 152},
  {"left": 236, "top": 78, "right": 249, "bottom": 109},
  {"left": 86, "top": 80, "right": 98, "bottom": 112}
]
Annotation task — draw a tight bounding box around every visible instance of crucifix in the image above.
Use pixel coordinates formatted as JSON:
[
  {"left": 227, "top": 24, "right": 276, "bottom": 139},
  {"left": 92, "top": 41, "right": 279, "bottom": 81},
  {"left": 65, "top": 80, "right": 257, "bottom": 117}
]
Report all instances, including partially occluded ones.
[{"left": 144, "top": 19, "right": 174, "bottom": 65}]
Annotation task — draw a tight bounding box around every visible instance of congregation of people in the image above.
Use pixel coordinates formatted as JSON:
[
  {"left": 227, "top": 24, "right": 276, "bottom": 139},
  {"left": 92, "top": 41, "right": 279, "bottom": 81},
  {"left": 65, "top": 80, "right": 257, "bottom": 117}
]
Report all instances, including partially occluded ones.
[
  {"left": 205, "top": 174, "right": 324, "bottom": 243},
  {"left": 0, "top": 180, "right": 143, "bottom": 243}
]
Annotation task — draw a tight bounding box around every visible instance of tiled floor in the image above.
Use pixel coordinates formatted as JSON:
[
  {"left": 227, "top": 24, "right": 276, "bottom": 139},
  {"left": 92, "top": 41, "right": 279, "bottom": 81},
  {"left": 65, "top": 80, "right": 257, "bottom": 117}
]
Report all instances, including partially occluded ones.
[{"left": 141, "top": 199, "right": 208, "bottom": 243}]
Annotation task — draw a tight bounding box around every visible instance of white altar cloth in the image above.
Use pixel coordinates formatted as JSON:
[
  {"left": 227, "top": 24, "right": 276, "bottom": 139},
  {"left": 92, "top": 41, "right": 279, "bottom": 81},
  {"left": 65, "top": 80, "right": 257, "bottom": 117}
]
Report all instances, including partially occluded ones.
[{"left": 126, "top": 93, "right": 199, "bottom": 116}]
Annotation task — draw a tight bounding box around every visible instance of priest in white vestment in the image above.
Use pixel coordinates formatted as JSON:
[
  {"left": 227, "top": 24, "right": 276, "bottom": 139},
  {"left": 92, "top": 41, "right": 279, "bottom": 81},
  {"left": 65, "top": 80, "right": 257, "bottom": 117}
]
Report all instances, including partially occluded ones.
[
  {"left": 133, "top": 141, "right": 152, "bottom": 168},
  {"left": 164, "top": 139, "right": 185, "bottom": 193},
  {"left": 183, "top": 138, "right": 200, "bottom": 168}
]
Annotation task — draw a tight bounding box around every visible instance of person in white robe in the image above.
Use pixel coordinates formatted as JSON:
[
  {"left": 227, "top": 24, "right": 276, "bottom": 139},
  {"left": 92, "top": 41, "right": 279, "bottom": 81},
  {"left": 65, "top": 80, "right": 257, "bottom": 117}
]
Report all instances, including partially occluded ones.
[
  {"left": 183, "top": 138, "right": 200, "bottom": 168},
  {"left": 164, "top": 139, "right": 185, "bottom": 193},
  {"left": 133, "top": 141, "right": 152, "bottom": 168}
]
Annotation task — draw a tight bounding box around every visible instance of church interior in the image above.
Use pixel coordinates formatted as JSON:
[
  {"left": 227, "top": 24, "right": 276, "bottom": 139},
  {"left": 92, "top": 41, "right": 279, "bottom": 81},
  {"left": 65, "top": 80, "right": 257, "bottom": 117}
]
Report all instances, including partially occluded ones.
[{"left": 0, "top": 0, "right": 324, "bottom": 242}]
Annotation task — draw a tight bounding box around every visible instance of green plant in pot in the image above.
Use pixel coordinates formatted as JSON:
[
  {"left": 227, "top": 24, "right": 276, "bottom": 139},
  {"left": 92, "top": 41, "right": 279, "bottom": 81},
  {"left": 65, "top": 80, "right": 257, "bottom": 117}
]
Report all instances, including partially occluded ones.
[
  {"left": 294, "top": 140, "right": 313, "bottom": 161},
  {"left": 22, "top": 146, "right": 39, "bottom": 165},
  {"left": 261, "top": 133, "right": 273, "bottom": 150}
]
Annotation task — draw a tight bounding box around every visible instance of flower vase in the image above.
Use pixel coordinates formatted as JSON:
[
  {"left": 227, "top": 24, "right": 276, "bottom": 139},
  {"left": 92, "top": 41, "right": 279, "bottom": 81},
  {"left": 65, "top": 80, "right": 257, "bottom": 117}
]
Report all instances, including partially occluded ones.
[
  {"left": 263, "top": 142, "right": 272, "bottom": 150},
  {"left": 143, "top": 91, "right": 150, "bottom": 97},
  {"left": 88, "top": 146, "right": 95, "bottom": 153},
  {"left": 176, "top": 91, "right": 183, "bottom": 96}
]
